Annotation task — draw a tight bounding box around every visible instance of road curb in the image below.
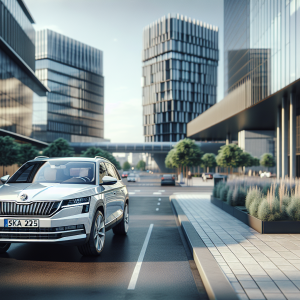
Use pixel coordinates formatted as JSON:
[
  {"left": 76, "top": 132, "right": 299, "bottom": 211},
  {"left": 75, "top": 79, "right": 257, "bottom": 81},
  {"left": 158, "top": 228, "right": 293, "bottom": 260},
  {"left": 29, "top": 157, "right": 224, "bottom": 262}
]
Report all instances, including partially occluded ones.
[{"left": 170, "top": 197, "right": 239, "bottom": 300}]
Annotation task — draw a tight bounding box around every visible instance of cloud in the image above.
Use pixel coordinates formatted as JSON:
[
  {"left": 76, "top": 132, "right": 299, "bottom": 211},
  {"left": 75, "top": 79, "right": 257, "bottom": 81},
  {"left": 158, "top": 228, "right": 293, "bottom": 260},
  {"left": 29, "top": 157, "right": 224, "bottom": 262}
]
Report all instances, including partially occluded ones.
[{"left": 113, "top": 38, "right": 118, "bottom": 42}]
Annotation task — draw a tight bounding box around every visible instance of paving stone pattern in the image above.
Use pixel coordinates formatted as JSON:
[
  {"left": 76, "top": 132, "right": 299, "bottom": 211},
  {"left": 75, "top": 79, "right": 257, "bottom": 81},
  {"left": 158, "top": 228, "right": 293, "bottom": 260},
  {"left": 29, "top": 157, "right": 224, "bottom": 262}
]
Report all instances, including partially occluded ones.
[{"left": 175, "top": 194, "right": 300, "bottom": 300}]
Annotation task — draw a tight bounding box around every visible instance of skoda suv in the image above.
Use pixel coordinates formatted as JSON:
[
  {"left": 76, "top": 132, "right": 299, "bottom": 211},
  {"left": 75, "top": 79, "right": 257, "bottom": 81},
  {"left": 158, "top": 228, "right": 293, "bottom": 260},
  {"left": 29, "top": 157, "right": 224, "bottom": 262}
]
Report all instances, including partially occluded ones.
[{"left": 0, "top": 156, "right": 129, "bottom": 256}]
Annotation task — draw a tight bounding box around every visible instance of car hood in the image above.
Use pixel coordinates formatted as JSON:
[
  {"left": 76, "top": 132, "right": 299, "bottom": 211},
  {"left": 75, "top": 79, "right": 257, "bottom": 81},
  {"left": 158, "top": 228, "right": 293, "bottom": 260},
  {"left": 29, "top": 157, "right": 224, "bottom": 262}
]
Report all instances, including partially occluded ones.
[{"left": 0, "top": 183, "right": 101, "bottom": 202}]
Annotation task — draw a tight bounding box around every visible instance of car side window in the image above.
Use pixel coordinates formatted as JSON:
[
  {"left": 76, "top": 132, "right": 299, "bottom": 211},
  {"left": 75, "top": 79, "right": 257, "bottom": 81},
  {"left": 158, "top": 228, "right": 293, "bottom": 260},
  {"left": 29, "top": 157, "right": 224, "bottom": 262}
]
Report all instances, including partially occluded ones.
[
  {"left": 105, "top": 163, "right": 118, "bottom": 179},
  {"left": 112, "top": 165, "right": 121, "bottom": 180},
  {"left": 99, "top": 163, "right": 107, "bottom": 184}
]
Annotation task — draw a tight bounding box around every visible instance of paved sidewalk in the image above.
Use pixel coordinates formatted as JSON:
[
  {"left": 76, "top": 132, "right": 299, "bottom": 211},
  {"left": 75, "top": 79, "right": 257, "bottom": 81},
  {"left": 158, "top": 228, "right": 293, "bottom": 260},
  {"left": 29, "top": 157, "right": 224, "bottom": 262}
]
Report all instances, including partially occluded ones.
[{"left": 173, "top": 193, "right": 300, "bottom": 300}]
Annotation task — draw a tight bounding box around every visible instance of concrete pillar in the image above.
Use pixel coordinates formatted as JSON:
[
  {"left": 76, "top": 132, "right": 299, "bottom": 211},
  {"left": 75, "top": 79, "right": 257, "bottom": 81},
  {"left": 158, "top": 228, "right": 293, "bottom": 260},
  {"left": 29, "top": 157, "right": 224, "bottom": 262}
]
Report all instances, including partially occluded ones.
[
  {"left": 277, "top": 106, "right": 281, "bottom": 179},
  {"left": 290, "top": 93, "right": 296, "bottom": 178},
  {"left": 282, "top": 98, "right": 288, "bottom": 178}
]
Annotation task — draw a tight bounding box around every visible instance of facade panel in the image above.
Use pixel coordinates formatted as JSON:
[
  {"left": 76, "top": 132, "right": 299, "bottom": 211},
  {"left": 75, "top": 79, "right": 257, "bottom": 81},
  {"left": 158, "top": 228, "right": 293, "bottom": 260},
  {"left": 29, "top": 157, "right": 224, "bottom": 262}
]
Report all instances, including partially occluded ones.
[
  {"left": 35, "top": 30, "right": 104, "bottom": 143},
  {"left": 142, "top": 14, "right": 219, "bottom": 142}
]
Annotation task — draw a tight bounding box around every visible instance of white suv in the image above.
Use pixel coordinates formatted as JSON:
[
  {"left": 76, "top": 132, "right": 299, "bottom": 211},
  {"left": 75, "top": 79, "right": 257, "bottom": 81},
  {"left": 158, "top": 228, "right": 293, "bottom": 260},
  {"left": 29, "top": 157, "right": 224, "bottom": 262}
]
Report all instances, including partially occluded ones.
[{"left": 0, "top": 156, "right": 129, "bottom": 256}]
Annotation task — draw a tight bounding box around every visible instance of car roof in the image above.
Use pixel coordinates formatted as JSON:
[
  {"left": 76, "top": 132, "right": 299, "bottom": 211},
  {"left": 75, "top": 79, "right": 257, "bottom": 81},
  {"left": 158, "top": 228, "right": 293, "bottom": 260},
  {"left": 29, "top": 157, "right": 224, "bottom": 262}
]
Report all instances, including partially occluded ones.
[{"left": 28, "top": 157, "right": 111, "bottom": 163}]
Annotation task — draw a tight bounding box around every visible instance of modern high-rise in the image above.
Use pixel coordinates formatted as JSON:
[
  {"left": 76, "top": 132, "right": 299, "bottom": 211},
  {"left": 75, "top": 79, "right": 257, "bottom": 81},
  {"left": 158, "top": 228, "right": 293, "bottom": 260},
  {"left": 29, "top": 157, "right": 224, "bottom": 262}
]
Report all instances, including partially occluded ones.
[
  {"left": 187, "top": 0, "right": 300, "bottom": 178},
  {"left": 0, "top": 0, "right": 48, "bottom": 138},
  {"left": 142, "top": 14, "right": 219, "bottom": 142},
  {"left": 35, "top": 29, "right": 104, "bottom": 143}
]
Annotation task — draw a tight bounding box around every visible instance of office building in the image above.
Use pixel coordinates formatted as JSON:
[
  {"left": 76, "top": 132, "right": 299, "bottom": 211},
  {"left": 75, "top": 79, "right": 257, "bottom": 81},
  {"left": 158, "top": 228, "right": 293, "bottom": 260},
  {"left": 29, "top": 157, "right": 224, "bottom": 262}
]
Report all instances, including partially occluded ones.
[
  {"left": 187, "top": 0, "right": 300, "bottom": 177},
  {"left": 0, "top": 0, "right": 48, "bottom": 139},
  {"left": 142, "top": 14, "right": 219, "bottom": 142},
  {"left": 35, "top": 29, "right": 104, "bottom": 143}
]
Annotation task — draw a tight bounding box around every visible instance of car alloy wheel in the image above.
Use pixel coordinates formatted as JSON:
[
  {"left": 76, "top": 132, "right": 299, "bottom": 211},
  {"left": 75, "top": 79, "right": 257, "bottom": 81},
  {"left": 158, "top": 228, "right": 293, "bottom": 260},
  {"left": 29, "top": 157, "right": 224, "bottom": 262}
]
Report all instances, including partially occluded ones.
[{"left": 94, "top": 212, "right": 105, "bottom": 252}]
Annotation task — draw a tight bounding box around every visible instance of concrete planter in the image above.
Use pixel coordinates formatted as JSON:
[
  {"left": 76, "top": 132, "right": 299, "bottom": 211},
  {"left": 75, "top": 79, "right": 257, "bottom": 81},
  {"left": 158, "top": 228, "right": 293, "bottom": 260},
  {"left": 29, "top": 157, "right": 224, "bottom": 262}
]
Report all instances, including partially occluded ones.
[{"left": 211, "top": 196, "right": 300, "bottom": 234}]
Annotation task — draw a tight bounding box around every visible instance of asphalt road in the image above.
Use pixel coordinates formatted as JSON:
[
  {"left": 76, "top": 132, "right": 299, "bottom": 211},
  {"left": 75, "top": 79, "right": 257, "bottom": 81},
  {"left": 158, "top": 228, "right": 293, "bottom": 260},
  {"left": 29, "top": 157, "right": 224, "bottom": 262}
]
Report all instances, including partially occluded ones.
[{"left": 0, "top": 173, "right": 209, "bottom": 300}]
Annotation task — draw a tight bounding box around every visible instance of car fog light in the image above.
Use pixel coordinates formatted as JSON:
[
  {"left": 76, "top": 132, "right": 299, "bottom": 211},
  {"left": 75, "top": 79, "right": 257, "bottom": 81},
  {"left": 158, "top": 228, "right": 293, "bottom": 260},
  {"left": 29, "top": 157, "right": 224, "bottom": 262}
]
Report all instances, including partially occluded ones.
[{"left": 82, "top": 204, "right": 90, "bottom": 213}]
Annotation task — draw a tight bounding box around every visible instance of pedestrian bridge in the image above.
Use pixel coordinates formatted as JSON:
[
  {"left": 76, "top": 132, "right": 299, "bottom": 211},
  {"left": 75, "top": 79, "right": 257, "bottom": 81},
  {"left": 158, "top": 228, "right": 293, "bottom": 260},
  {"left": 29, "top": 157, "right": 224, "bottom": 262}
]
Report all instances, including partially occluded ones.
[{"left": 70, "top": 141, "right": 223, "bottom": 155}]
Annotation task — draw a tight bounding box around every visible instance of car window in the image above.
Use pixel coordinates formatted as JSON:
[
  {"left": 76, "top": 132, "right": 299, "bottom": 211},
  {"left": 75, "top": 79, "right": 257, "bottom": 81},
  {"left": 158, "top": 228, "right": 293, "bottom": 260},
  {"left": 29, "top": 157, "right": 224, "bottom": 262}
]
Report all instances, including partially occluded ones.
[
  {"left": 112, "top": 165, "right": 121, "bottom": 180},
  {"left": 164, "top": 175, "right": 172, "bottom": 179},
  {"left": 13, "top": 164, "right": 35, "bottom": 182},
  {"left": 105, "top": 163, "right": 118, "bottom": 179},
  {"left": 99, "top": 163, "right": 107, "bottom": 184}
]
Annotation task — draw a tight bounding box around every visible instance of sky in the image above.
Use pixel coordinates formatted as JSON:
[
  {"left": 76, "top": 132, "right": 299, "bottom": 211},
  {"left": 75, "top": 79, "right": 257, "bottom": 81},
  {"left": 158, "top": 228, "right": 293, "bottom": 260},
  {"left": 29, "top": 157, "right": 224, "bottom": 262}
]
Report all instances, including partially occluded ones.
[{"left": 24, "top": 0, "right": 224, "bottom": 143}]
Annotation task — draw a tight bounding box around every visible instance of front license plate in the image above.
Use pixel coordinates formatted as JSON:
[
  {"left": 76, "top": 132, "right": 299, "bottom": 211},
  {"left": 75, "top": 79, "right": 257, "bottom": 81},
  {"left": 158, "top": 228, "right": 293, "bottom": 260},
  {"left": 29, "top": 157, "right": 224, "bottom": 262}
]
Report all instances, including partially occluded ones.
[{"left": 4, "top": 219, "right": 39, "bottom": 228}]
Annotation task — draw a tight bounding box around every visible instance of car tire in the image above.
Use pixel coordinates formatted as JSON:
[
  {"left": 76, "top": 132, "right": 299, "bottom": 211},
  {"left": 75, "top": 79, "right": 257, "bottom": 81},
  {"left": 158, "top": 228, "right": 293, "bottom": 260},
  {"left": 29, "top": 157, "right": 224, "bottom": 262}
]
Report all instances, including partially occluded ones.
[
  {"left": 113, "top": 203, "right": 129, "bottom": 235},
  {"left": 78, "top": 210, "right": 105, "bottom": 257},
  {"left": 0, "top": 243, "right": 11, "bottom": 254}
]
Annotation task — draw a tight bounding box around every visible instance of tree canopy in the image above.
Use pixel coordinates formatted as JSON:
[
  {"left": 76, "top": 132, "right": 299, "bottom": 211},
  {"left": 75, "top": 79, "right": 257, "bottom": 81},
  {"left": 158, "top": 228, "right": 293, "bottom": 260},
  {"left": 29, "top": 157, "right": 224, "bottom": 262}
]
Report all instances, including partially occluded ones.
[
  {"left": 122, "top": 161, "right": 131, "bottom": 171},
  {"left": 173, "top": 138, "right": 203, "bottom": 167},
  {"left": 81, "top": 146, "right": 121, "bottom": 170},
  {"left": 165, "top": 148, "right": 178, "bottom": 169},
  {"left": 0, "top": 136, "right": 19, "bottom": 167},
  {"left": 216, "top": 144, "right": 244, "bottom": 168},
  {"left": 202, "top": 153, "right": 216, "bottom": 168},
  {"left": 17, "top": 143, "right": 39, "bottom": 166},
  {"left": 136, "top": 160, "right": 146, "bottom": 171},
  {"left": 260, "top": 153, "right": 275, "bottom": 168},
  {"left": 43, "top": 138, "right": 74, "bottom": 158}
]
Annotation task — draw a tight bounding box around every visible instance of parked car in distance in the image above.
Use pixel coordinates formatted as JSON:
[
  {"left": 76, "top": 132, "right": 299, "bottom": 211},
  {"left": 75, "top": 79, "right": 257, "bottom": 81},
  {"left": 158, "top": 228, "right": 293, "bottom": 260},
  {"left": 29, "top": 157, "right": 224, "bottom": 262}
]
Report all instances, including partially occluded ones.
[
  {"left": 260, "top": 171, "right": 271, "bottom": 178},
  {"left": 122, "top": 171, "right": 129, "bottom": 178},
  {"left": 202, "top": 173, "right": 213, "bottom": 180},
  {"left": 161, "top": 174, "right": 176, "bottom": 186},
  {"left": 0, "top": 156, "right": 129, "bottom": 257},
  {"left": 127, "top": 173, "right": 136, "bottom": 182}
]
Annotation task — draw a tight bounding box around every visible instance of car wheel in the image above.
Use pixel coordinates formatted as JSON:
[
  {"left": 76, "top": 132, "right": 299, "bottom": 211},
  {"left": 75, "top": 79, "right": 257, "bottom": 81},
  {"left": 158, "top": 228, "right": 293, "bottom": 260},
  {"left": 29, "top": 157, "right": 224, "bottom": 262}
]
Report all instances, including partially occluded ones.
[
  {"left": 113, "top": 202, "right": 129, "bottom": 235},
  {"left": 0, "top": 243, "right": 11, "bottom": 254},
  {"left": 78, "top": 210, "right": 105, "bottom": 256}
]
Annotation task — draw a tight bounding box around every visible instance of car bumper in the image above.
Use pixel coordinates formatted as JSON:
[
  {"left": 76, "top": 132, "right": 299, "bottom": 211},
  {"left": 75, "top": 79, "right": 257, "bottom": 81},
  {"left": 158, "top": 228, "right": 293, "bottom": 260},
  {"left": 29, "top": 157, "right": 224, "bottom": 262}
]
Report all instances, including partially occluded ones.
[
  {"left": 0, "top": 205, "right": 91, "bottom": 245},
  {"left": 161, "top": 181, "right": 175, "bottom": 185}
]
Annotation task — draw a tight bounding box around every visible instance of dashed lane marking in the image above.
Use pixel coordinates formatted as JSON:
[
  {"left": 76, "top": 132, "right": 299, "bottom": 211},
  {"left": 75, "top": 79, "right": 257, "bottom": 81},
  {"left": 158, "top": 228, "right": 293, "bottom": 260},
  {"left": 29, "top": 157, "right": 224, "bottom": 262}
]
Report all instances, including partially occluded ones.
[
  {"left": 153, "top": 192, "right": 161, "bottom": 195},
  {"left": 157, "top": 203, "right": 160, "bottom": 205},
  {"left": 156, "top": 208, "right": 159, "bottom": 211},
  {"left": 128, "top": 224, "right": 154, "bottom": 290},
  {"left": 129, "top": 192, "right": 135, "bottom": 195}
]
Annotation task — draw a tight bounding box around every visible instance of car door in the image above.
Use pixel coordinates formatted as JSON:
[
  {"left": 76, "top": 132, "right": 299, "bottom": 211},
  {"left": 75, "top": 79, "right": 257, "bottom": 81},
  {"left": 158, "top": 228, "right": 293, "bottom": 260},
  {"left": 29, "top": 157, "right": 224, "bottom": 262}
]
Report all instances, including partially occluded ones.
[{"left": 104, "top": 163, "right": 123, "bottom": 225}]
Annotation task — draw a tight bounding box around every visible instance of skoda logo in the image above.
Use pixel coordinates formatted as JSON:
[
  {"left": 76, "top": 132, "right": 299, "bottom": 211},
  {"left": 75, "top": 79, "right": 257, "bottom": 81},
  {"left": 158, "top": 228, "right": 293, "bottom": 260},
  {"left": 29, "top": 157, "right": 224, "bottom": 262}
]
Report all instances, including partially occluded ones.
[{"left": 19, "top": 194, "right": 28, "bottom": 201}]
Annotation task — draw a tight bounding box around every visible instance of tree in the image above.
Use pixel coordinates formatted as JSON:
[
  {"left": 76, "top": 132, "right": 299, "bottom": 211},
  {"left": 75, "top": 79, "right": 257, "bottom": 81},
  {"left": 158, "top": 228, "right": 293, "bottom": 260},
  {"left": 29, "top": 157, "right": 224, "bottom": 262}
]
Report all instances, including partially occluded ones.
[
  {"left": 202, "top": 153, "right": 216, "bottom": 172},
  {"left": 165, "top": 148, "right": 178, "bottom": 169},
  {"left": 252, "top": 157, "right": 260, "bottom": 167},
  {"left": 216, "top": 144, "right": 244, "bottom": 173},
  {"left": 43, "top": 138, "right": 74, "bottom": 158},
  {"left": 260, "top": 153, "right": 275, "bottom": 170},
  {"left": 173, "top": 139, "right": 203, "bottom": 179},
  {"left": 136, "top": 160, "right": 146, "bottom": 171},
  {"left": 240, "top": 152, "right": 254, "bottom": 167},
  {"left": 17, "top": 143, "right": 39, "bottom": 166},
  {"left": 123, "top": 161, "right": 131, "bottom": 171},
  {"left": 0, "top": 136, "right": 19, "bottom": 175},
  {"left": 81, "top": 146, "right": 121, "bottom": 170}
]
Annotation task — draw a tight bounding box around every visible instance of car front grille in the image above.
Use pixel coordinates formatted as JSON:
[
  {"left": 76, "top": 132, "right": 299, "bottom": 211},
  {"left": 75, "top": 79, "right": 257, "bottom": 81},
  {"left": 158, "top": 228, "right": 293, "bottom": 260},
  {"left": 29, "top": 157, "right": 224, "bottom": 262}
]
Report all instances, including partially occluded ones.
[
  {"left": 0, "top": 233, "right": 62, "bottom": 239},
  {"left": 0, "top": 201, "right": 60, "bottom": 216}
]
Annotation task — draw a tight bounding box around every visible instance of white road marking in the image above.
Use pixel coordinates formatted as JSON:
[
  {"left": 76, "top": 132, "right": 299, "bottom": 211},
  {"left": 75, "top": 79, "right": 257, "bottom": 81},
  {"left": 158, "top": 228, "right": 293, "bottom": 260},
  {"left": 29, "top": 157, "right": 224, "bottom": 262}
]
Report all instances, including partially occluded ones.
[
  {"left": 156, "top": 208, "right": 159, "bottom": 211},
  {"left": 153, "top": 192, "right": 161, "bottom": 195},
  {"left": 128, "top": 224, "right": 154, "bottom": 290},
  {"left": 157, "top": 203, "right": 160, "bottom": 205},
  {"left": 134, "top": 190, "right": 141, "bottom": 192},
  {"left": 158, "top": 190, "right": 165, "bottom": 192},
  {"left": 158, "top": 198, "right": 161, "bottom": 201},
  {"left": 129, "top": 192, "right": 135, "bottom": 195}
]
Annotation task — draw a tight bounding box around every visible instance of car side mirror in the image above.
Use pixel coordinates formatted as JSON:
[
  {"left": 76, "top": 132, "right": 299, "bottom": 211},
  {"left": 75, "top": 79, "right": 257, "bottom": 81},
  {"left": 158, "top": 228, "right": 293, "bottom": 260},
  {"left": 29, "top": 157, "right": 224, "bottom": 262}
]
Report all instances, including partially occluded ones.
[
  {"left": 1, "top": 175, "right": 10, "bottom": 184},
  {"left": 101, "top": 176, "right": 117, "bottom": 185}
]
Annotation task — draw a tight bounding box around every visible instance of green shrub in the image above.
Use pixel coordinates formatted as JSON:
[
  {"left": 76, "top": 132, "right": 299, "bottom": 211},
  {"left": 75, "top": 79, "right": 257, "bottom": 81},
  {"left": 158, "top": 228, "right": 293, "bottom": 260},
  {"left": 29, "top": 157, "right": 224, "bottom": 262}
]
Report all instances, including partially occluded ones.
[
  {"left": 232, "top": 186, "right": 246, "bottom": 206},
  {"left": 227, "top": 188, "right": 234, "bottom": 206},
  {"left": 287, "top": 196, "right": 300, "bottom": 221},
  {"left": 214, "top": 182, "right": 225, "bottom": 198},
  {"left": 246, "top": 187, "right": 262, "bottom": 211},
  {"left": 257, "top": 198, "right": 287, "bottom": 221},
  {"left": 248, "top": 197, "right": 262, "bottom": 218},
  {"left": 220, "top": 186, "right": 229, "bottom": 202}
]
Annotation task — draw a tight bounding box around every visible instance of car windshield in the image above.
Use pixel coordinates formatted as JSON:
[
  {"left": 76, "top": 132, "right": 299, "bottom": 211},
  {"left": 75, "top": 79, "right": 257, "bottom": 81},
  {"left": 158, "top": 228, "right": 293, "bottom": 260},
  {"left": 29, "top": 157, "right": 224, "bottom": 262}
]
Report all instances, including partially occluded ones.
[
  {"left": 8, "top": 161, "right": 96, "bottom": 184},
  {"left": 128, "top": 173, "right": 135, "bottom": 176}
]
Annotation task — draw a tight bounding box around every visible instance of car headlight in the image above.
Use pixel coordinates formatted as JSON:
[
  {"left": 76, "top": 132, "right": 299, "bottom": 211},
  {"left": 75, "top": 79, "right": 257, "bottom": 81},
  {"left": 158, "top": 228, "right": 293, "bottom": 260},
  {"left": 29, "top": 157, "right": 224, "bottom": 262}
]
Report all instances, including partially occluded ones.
[{"left": 62, "top": 197, "right": 90, "bottom": 207}]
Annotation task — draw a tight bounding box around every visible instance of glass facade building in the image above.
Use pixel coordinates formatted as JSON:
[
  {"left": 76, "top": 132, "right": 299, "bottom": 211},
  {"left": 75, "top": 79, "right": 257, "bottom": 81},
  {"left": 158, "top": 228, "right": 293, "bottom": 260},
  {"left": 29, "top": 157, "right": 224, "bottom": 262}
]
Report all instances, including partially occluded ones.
[
  {"left": 224, "top": 0, "right": 300, "bottom": 101},
  {"left": 142, "top": 14, "right": 219, "bottom": 142},
  {"left": 0, "top": 0, "right": 48, "bottom": 138},
  {"left": 35, "top": 29, "right": 104, "bottom": 143}
]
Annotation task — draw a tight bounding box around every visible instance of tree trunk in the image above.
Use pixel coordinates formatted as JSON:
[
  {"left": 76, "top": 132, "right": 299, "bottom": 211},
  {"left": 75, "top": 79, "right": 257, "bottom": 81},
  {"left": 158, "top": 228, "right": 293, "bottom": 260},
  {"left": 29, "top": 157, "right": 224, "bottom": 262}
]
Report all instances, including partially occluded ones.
[{"left": 207, "top": 166, "right": 209, "bottom": 173}]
